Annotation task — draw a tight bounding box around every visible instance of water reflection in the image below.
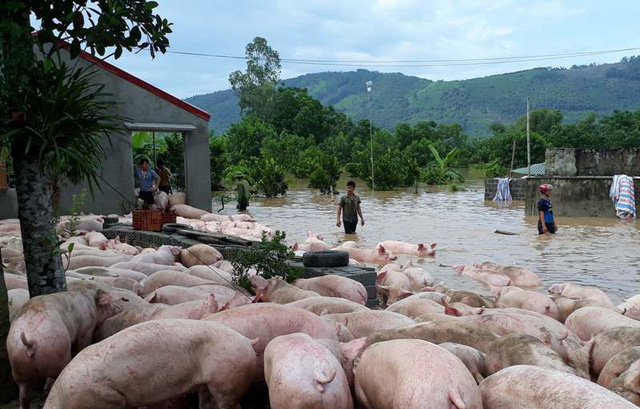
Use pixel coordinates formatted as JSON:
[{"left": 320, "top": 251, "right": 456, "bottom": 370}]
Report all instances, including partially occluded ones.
[{"left": 217, "top": 173, "right": 639, "bottom": 303}]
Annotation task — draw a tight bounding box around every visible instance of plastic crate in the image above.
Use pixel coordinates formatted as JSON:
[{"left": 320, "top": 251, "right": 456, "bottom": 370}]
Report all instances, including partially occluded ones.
[{"left": 132, "top": 210, "right": 163, "bottom": 232}]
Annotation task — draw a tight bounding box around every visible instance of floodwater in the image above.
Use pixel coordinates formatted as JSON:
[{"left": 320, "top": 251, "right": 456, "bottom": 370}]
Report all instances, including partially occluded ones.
[{"left": 216, "top": 170, "right": 640, "bottom": 303}]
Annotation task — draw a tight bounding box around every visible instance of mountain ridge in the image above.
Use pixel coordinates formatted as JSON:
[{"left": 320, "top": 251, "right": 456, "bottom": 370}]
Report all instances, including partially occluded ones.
[{"left": 185, "top": 57, "right": 640, "bottom": 136}]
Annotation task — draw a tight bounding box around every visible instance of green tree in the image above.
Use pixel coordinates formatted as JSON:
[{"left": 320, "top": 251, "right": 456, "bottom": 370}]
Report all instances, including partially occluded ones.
[
  {"left": 224, "top": 116, "right": 277, "bottom": 164},
  {"left": 515, "top": 109, "right": 564, "bottom": 136},
  {"left": 162, "top": 134, "right": 185, "bottom": 191},
  {"left": 209, "top": 135, "right": 227, "bottom": 187},
  {"left": 308, "top": 152, "right": 341, "bottom": 194},
  {"left": 0, "top": 1, "right": 171, "bottom": 298},
  {"left": 254, "top": 158, "right": 288, "bottom": 197},
  {"left": 229, "top": 37, "right": 281, "bottom": 120}
]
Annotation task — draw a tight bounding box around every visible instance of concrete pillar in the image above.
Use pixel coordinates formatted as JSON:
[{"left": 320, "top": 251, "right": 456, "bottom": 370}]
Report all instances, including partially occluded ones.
[{"left": 183, "top": 125, "right": 212, "bottom": 211}]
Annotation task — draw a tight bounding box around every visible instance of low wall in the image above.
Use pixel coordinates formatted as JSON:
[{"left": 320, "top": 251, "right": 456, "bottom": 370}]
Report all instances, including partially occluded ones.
[
  {"left": 484, "top": 178, "right": 526, "bottom": 201},
  {"left": 546, "top": 148, "right": 640, "bottom": 176},
  {"left": 524, "top": 176, "right": 640, "bottom": 218},
  {"left": 103, "top": 225, "right": 379, "bottom": 307},
  {"left": 0, "top": 188, "right": 18, "bottom": 219}
]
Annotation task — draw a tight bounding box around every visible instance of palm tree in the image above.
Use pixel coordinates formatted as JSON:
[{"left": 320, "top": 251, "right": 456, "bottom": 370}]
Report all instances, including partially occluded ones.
[
  {"left": 0, "top": 0, "right": 172, "bottom": 297},
  {"left": 4, "top": 63, "right": 122, "bottom": 295}
]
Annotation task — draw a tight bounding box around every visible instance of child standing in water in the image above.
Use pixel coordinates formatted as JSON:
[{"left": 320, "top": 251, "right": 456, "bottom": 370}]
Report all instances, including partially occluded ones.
[
  {"left": 336, "top": 181, "right": 365, "bottom": 234},
  {"left": 538, "top": 184, "right": 557, "bottom": 235}
]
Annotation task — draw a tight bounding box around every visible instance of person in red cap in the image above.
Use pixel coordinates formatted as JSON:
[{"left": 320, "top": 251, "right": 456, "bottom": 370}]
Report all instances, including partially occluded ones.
[{"left": 538, "top": 184, "right": 557, "bottom": 234}]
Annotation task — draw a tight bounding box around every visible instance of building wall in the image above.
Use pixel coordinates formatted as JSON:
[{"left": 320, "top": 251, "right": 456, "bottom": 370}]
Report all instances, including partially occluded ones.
[
  {"left": 484, "top": 178, "right": 527, "bottom": 201},
  {"left": 56, "top": 53, "right": 212, "bottom": 215},
  {"left": 524, "top": 176, "right": 640, "bottom": 218},
  {"left": 547, "top": 148, "right": 640, "bottom": 176}
]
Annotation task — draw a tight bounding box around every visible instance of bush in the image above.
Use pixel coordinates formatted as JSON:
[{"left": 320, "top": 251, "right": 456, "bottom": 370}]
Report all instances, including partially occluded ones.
[
  {"left": 231, "top": 231, "right": 303, "bottom": 293},
  {"left": 484, "top": 161, "right": 508, "bottom": 178}
]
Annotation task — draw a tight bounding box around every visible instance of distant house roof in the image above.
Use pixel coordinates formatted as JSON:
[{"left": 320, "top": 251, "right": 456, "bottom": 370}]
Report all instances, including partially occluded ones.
[{"left": 513, "top": 163, "right": 546, "bottom": 176}]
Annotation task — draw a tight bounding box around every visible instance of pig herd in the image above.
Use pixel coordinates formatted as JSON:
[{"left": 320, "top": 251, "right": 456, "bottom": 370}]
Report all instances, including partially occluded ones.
[{"left": 2, "top": 210, "right": 640, "bottom": 408}]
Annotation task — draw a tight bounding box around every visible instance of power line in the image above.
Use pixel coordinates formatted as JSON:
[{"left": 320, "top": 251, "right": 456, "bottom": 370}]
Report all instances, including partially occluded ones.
[{"left": 164, "top": 46, "right": 640, "bottom": 68}]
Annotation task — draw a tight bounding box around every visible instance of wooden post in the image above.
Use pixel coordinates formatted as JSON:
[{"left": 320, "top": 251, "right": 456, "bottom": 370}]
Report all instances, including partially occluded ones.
[
  {"left": 526, "top": 98, "right": 531, "bottom": 177},
  {"left": 509, "top": 139, "right": 516, "bottom": 177}
]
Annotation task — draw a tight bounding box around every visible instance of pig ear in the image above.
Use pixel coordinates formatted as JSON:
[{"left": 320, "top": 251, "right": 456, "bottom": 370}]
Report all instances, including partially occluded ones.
[
  {"left": 430, "top": 243, "right": 436, "bottom": 249},
  {"left": 418, "top": 243, "right": 425, "bottom": 251},
  {"left": 375, "top": 271, "right": 387, "bottom": 284},
  {"left": 306, "top": 230, "right": 313, "bottom": 238},
  {"left": 292, "top": 243, "right": 299, "bottom": 251},
  {"left": 145, "top": 292, "right": 158, "bottom": 303},
  {"left": 398, "top": 290, "right": 413, "bottom": 300},
  {"left": 444, "top": 306, "right": 461, "bottom": 316},
  {"left": 250, "top": 275, "right": 269, "bottom": 291},
  {"left": 377, "top": 245, "right": 386, "bottom": 255},
  {"left": 115, "top": 236, "right": 121, "bottom": 244},
  {"left": 96, "top": 290, "right": 113, "bottom": 305},
  {"left": 489, "top": 286, "right": 503, "bottom": 297},
  {"left": 376, "top": 285, "right": 391, "bottom": 296},
  {"left": 341, "top": 337, "right": 368, "bottom": 361},
  {"left": 205, "top": 294, "right": 218, "bottom": 314},
  {"left": 98, "top": 242, "right": 108, "bottom": 251}
]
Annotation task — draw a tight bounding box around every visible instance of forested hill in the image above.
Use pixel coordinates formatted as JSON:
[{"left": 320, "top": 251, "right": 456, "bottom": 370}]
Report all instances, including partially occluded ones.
[{"left": 185, "top": 56, "right": 640, "bottom": 136}]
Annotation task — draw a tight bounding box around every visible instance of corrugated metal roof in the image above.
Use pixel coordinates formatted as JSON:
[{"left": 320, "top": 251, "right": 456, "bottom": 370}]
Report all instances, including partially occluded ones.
[{"left": 512, "top": 163, "right": 546, "bottom": 175}]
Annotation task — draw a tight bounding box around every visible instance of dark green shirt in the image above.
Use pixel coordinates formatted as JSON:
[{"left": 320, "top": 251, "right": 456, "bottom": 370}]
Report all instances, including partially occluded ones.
[
  {"left": 340, "top": 194, "right": 361, "bottom": 223},
  {"left": 236, "top": 180, "right": 250, "bottom": 206}
]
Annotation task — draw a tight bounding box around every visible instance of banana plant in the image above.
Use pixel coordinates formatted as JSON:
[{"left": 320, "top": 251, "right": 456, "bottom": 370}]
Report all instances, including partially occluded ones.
[{"left": 428, "top": 144, "right": 464, "bottom": 183}]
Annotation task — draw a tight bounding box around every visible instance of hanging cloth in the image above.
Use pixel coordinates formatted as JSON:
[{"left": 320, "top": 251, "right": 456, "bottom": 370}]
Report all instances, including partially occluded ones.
[
  {"left": 493, "top": 178, "right": 512, "bottom": 202},
  {"left": 610, "top": 175, "right": 636, "bottom": 220}
]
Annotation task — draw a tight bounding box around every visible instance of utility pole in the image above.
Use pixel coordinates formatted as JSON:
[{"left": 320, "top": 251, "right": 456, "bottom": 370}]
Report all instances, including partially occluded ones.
[
  {"left": 366, "top": 81, "right": 374, "bottom": 191},
  {"left": 526, "top": 98, "right": 531, "bottom": 177}
]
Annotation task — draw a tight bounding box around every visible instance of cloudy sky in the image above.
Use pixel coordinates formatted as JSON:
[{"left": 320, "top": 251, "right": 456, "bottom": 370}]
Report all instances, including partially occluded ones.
[{"left": 111, "top": 0, "right": 638, "bottom": 98}]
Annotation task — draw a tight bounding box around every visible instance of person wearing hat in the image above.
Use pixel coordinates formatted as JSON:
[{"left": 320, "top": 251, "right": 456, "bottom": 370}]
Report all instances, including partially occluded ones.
[
  {"left": 538, "top": 184, "right": 557, "bottom": 235},
  {"left": 234, "top": 173, "right": 251, "bottom": 210}
]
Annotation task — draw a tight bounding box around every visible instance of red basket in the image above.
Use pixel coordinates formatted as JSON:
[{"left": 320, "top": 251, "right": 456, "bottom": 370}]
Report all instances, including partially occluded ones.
[
  {"left": 161, "top": 211, "right": 176, "bottom": 225},
  {"left": 132, "top": 210, "right": 163, "bottom": 232}
]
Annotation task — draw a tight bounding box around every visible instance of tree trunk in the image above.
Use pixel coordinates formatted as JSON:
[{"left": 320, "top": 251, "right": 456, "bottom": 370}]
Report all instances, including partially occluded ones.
[
  {"left": 0, "top": 248, "right": 19, "bottom": 402},
  {"left": 14, "top": 156, "right": 66, "bottom": 296}
]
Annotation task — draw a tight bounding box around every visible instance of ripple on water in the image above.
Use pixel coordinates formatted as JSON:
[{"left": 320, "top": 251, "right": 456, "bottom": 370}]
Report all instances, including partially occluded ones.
[{"left": 215, "top": 177, "right": 640, "bottom": 304}]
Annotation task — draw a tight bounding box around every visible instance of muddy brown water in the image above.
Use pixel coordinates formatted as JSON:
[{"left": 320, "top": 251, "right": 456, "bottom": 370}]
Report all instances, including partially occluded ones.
[{"left": 216, "top": 171, "right": 640, "bottom": 304}]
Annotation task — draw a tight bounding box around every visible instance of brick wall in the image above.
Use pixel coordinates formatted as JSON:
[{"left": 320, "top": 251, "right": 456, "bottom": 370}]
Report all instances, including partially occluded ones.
[{"left": 484, "top": 178, "right": 527, "bottom": 201}]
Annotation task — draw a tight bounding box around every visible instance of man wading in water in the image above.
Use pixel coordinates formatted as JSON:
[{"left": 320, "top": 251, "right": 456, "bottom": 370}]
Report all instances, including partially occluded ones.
[
  {"left": 538, "top": 184, "right": 557, "bottom": 235},
  {"left": 336, "top": 181, "right": 365, "bottom": 234}
]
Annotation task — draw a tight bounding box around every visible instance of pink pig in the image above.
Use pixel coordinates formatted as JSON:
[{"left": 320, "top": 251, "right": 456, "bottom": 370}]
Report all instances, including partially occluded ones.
[
  {"left": 333, "top": 245, "right": 397, "bottom": 264},
  {"left": 377, "top": 240, "right": 436, "bottom": 257},
  {"left": 354, "top": 339, "right": 483, "bottom": 408},
  {"left": 7, "top": 282, "right": 127, "bottom": 409},
  {"left": 264, "top": 333, "right": 353, "bottom": 409},
  {"left": 44, "top": 320, "right": 257, "bottom": 409},
  {"left": 293, "top": 275, "right": 367, "bottom": 305}
]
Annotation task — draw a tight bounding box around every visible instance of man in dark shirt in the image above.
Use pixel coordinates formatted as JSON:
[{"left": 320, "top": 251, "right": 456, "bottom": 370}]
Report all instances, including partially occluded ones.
[
  {"left": 336, "top": 181, "right": 365, "bottom": 234},
  {"left": 135, "top": 158, "right": 159, "bottom": 209},
  {"left": 537, "top": 184, "right": 557, "bottom": 235}
]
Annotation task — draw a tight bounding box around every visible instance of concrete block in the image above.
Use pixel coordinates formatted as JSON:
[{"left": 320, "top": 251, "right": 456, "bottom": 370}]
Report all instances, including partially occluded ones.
[{"left": 0, "top": 188, "right": 18, "bottom": 219}]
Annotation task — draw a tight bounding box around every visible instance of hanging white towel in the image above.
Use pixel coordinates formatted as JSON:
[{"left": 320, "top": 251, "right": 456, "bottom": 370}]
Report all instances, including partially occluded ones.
[
  {"left": 493, "top": 178, "right": 512, "bottom": 202},
  {"left": 610, "top": 175, "right": 636, "bottom": 220}
]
